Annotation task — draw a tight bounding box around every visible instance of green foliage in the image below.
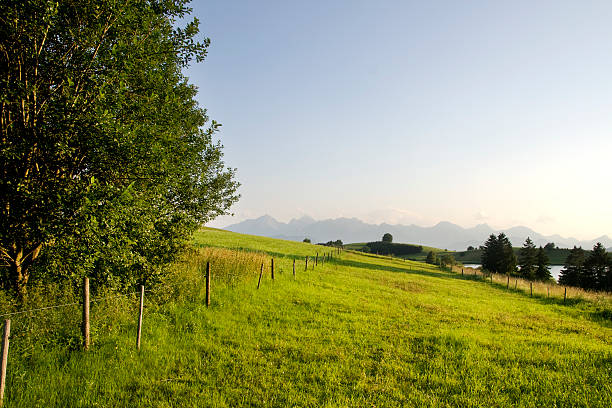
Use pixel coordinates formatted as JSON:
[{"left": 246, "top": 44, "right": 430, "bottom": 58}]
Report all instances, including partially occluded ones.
[
  {"left": 559, "top": 246, "right": 586, "bottom": 287},
  {"left": 440, "top": 254, "right": 455, "bottom": 267},
  {"left": 0, "top": 0, "right": 239, "bottom": 294},
  {"left": 535, "top": 246, "right": 551, "bottom": 281},
  {"left": 366, "top": 241, "right": 422, "bottom": 256},
  {"left": 583, "top": 243, "right": 609, "bottom": 291},
  {"left": 426, "top": 251, "right": 437, "bottom": 264},
  {"left": 519, "top": 237, "right": 537, "bottom": 280},
  {"left": 303, "top": 238, "right": 311, "bottom": 243},
  {"left": 382, "top": 233, "right": 393, "bottom": 243},
  {"left": 481, "top": 233, "right": 516, "bottom": 275},
  {"left": 319, "top": 239, "right": 343, "bottom": 247},
  {"left": 559, "top": 243, "right": 611, "bottom": 291}
]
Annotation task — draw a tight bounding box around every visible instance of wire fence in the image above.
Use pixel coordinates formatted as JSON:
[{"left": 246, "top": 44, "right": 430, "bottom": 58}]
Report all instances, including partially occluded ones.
[{"left": 0, "top": 247, "right": 344, "bottom": 406}]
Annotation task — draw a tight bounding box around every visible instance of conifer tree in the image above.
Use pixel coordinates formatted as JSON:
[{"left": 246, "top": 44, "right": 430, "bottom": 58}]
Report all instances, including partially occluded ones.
[
  {"left": 481, "top": 233, "right": 516, "bottom": 275},
  {"left": 583, "top": 243, "right": 609, "bottom": 290},
  {"left": 498, "top": 233, "right": 517, "bottom": 276},
  {"left": 559, "top": 246, "right": 585, "bottom": 287},
  {"left": 535, "top": 246, "right": 551, "bottom": 281},
  {"left": 519, "top": 237, "right": 537, "bottom": 280},
  {"left": 481, "top": 234, "right": 499, "bottom": 273}
]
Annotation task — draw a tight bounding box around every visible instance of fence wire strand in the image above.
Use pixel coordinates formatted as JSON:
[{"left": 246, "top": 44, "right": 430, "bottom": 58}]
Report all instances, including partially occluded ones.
[{"left": 0, "top": 289, "right": 147, "bottom": 318}]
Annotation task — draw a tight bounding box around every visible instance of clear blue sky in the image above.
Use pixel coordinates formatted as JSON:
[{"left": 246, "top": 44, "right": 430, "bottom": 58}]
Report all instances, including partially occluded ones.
[{"left": 185, "top": 0, "right": 612, "bottom": 240}]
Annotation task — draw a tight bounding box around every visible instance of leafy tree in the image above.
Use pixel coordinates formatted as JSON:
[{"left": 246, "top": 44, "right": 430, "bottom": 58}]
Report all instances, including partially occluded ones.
[
  {"left": 467, "top": 246, "right": 475, "bottom": 251},
  {"left": 559, "top": 246, "right": 585, "bottom": 287},
  {"left": 0, "top": 0, "right": 239, "bottom": 295},
  {"left": 441, "top": 254, "right": 455, "bottom": 267},
  {"left": 519, "top": 237, "right": 537, "bottom": 280},
  {"left": 382, "top": 233, "right": 393, "bottom": 243},
  {"left": 535, "top": 246, "right": 551, "bottom": 281},
  {"left": 544, "top": 242, "right": 556, "bottom": 250},
  {"left": 303, "top": 238, "right": 311, "bottom": 243},
  {"left": 426, "top": 251, "right": 436, "bottom": 265}
]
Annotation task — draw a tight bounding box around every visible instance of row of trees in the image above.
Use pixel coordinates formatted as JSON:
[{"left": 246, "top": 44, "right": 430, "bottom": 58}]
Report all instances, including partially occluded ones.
[
  {"left": 481, "top": 234, "right": 551, "bottom": 281},
  {"left": 319, "top": 240, "right": 344, "bottom": 247},
  {"left": 559, "top": 244, "right": 611, "bottom": 291},
  {"left": 426, "top": 251, "right": 455, "bottom": 267},
  {"left": 481, "top": 234, "right": 611, "bottom": 291}
]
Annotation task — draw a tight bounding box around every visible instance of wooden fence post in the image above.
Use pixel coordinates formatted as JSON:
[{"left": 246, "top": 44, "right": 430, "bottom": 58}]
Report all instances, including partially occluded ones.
[
  {"left": 515, "top": 279, "right": 517, "bottom": 289},
  {"left": 271, "top": 258, "right": 275, "bottom": 280},
  {"left": 257, "top": 263, "right": 263, "bottom": 289},
  {"left": 564, "top": 287, "right": 567, "bottom": 304},
  {"left": 82, "top": 277, "right": 90, "bottom": 350},
  {"left": 0, "top": 319, "right": 10, "bottom": 407},
  {"left": 507, "top": 275, "right": 509, "bottom": 289},
  {"left": 206, "top": 262, "right": 211, "bottom": 307},
  {"left": 305, "top": 256, "right": 308, "bottom": 271},
  {"left": 461, "top": 268, "right": 464, "bottom": 276},
  {"left": 136, "top": 285, "right": 144, "bottom": 350},
  {"left": 293, "top": 259, "right": 296, "bottom": 279},
  {"left": 530, "top": 281, "right": 533, "bottom": 297},
  {"left": 315, "top": 253, "right": 318, "bottom": 266}
]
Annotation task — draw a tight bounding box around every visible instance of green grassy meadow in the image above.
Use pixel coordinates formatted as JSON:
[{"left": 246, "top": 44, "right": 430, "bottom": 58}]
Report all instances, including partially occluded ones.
[{"left": 1, "top": 229, "right": 611, "bottom": 407}]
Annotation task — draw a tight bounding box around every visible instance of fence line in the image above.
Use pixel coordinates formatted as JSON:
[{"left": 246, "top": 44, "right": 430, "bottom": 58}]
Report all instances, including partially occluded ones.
[
  {"left": 0, "top": 248, "right": 341, "bottom": 320},
  {"left": 0, "top": 248, "right": 344, "bottom": 406}
]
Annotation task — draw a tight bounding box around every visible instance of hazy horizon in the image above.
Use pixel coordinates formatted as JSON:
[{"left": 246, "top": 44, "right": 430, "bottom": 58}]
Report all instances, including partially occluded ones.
[
  {"left": 188, "top": 1, "right": 612, "bottom": 241},
  {"left": 211, "top": 212, "right": 611, "bottom": 242}
]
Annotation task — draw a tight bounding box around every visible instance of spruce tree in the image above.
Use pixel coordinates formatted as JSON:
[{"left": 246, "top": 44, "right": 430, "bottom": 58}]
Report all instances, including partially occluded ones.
[
  {"left": 498, "top": 233, "right": 517, "bottom": 276},
  {"left": 535, "top": 246, "right": 551, "bottom": 281},
  {"left": 481, "top": 234, "right": 499, "bottom": 273},
  {"left": 584, "top": 243, "right": 609, "bottom": 290},
  {"left": 519, "top": 237, "right": 537, "bottom": 280},
  {"left": 559, "top": 246, "right": 585, "bottom": 287}
]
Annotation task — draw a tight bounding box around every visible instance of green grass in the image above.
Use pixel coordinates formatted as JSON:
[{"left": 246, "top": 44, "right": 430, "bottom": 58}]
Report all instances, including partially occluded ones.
[{"left": 2, "top": 228, "right": 611, "bottom": 407}]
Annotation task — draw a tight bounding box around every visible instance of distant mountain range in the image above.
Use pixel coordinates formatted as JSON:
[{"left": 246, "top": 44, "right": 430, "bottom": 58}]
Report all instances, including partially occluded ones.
[{"left": 224, "top": 215, "right": 612, "bottom": 251}]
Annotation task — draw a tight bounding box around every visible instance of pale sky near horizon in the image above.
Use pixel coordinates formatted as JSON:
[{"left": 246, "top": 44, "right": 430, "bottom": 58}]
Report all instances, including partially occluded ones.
[{"left": 185, "top": 0, "right": 612, "bottom": 240}]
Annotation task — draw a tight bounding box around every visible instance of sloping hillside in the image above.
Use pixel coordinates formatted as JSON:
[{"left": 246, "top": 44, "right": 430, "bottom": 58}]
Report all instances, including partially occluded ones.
[{"left": 2, "top": 229, "right": 611, "bottom": 407}]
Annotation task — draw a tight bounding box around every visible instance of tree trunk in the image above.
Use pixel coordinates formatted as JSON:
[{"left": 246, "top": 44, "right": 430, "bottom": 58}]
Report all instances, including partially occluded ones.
[{"left": 4, "top": 243, "right": 41, "bottom": 298}]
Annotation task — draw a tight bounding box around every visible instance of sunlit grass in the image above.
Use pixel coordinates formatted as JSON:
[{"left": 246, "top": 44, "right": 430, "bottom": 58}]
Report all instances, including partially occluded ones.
[{"left": 0, "top": 228, "right": 610, "bottom": 407}]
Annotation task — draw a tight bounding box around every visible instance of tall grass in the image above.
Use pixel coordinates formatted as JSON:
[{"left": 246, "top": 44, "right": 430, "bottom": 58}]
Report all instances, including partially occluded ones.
[{"left": 0, "top": 246, "right": 270, "bottom": 360}]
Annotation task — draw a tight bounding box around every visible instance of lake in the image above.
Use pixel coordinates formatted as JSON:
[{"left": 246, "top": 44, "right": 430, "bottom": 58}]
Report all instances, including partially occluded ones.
[{"left": 462, "top": 264, "right": 564, "bottom": 282}]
